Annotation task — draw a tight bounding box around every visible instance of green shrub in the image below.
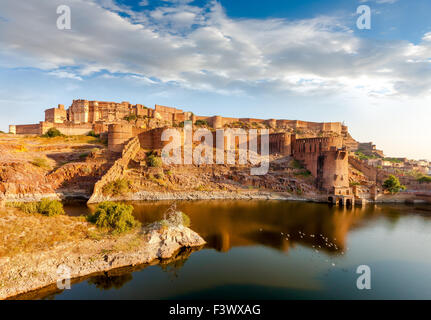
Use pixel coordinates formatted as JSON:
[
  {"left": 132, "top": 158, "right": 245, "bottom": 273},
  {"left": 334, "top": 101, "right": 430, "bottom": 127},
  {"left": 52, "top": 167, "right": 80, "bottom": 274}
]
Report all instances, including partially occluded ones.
[
  {"left": 124, "top": 114, "right": 137, "bottom": 122},
  {"left": 102, "top": 179, "right": 131, "bottom": 196},
  {"left": 37, "top": 199, "right": 65, "bottom": 216},
  {"left": 87, "top": 130, "right": 100, "bottom": 138},
  {"left": 418, "top": 175, "right": 431, "bottom": 184},
  {"left": 42, "top": 127, "right": 63, "bottom": 138},
  {"left": 355, "top": 150, "right": 379, "bottom": 161},
  {"left": 79, "top": 153, "right": 89, "bottom": 160},
  {"left": 294, "top": 169, "right": 311, "bottom": 177},
  {"left": 291, "top": 159, "right": 303, "bottom": 169},
  {"left": 147, "top": 154, "right": 162, "bottom": 167},
  {"left": 87, "top": 202, "right": 139, "bottom": 233},
  {"left": 384, "top": 157, "right": 403, "bottom": 164},
  {"left": 10, "top": 199, "right": 64, "bottom": 216},
  {"left": 13, "top": 202, "right": 39, "bottom": 214},
  {"left": 383, "top": 175, "right": 406, "bottom": 194},
  {"left": 31, "top": 157, "right": 51, "bottom": 169},
  {"left": 194, "top": 119, "right": 209, "bottom": 127}
]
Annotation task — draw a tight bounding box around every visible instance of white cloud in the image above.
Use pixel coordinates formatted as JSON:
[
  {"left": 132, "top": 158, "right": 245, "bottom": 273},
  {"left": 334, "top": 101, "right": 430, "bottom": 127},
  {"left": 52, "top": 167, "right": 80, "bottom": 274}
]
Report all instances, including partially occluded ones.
[
  {"left": 0, "top": 0, "right": 430, "bottom": 98},
  {"left": 48, "top": 70, "right": 83, "bottom": 81}
]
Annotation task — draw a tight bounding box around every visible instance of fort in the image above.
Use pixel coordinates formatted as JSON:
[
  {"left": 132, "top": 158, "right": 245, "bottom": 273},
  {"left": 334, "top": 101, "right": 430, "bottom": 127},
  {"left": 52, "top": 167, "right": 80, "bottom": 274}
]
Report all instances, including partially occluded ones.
[{"left": 9, "top": 99, "right": 378, "bottom": 204}]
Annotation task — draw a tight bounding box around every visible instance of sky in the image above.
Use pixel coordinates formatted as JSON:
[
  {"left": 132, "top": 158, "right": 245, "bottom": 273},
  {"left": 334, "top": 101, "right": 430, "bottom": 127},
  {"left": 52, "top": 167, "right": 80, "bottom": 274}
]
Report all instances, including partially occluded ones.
[{"left": 0, "top": 0, "right": 430, "bottom": 160}]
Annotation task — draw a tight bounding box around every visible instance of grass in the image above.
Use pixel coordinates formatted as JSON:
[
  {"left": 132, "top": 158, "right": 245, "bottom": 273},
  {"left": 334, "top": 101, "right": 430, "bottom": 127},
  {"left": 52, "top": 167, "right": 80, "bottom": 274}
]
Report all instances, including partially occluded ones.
[
  {"left": 31, "top": 157, "right": 51, "bottom": 169},
  {"left": 28, "top": 135, "right": 103, "bottom": 145},
  {"left": 0, "top": 204, "right": 93, "bottom": 257}
]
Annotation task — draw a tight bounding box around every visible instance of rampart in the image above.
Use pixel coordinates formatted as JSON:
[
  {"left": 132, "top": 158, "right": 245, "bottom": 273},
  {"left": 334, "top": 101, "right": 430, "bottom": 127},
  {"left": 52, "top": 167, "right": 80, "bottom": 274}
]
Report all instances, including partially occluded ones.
[
  {"left": 292, "top": 136, "right": 350, "bottom": 193},
  {"left": 88, "top": 136, "right": 141, "bottom": 203}
]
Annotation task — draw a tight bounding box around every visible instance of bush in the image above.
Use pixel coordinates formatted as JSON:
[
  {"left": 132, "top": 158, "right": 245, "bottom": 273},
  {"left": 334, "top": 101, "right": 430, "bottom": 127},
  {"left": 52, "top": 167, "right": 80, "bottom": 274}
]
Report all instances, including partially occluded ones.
[
  {"left": 87, "top": 130, "right": 100, "bottom": 138},
  {"left": 43, "top": 127, "right": 63, "bottom": 138},
  {"left": 147, "top": 154, "right": 162, "bottom": 167},
  {"left": 124, "top": 114, "right": 137, "bottom": 122},
  {"left": 383, "top": 175, "right": 406, "bottom": 194},
  {"left": 102, "top": 178, "right": 131, "bottom": 196},
  {"left": 418, "top": 175, "right": 431, "bottom": 184},
  {"left": 87, "top": 202, "right": 139, "bottom": 233},
  {"left": 79, "top": 153, "right": 89, "bottom": 160},
  {"left": 13, "top": 202, "right": 39, "bottom": 214},
  {"left": 37, "top": 199, "right": 65, "bottom": 216},
  {"left": 10, "top": 199, "right": 64, "bottom": 216},
  {"left": 31, "top": 157, "right": 51, "bottom": 169},
  {"left": 194, "top": 119, "right": 209, "bottom": 127},
  {"left": 291, "top": 159, "right": 303, "bottom": 169}
]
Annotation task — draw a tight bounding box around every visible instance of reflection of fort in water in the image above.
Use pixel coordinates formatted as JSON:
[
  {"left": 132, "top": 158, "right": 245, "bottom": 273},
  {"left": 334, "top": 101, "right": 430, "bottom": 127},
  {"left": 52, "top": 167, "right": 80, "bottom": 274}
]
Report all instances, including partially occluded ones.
[{"left": 130, "top": 200, "right": 382, "bottom": 255}]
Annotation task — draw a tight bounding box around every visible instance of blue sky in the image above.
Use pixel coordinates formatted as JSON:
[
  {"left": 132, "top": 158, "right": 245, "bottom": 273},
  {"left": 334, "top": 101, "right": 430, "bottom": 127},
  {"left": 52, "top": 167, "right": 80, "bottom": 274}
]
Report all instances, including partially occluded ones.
[{"left": 0, "top": 0, "right": 430, "bottom": 159}]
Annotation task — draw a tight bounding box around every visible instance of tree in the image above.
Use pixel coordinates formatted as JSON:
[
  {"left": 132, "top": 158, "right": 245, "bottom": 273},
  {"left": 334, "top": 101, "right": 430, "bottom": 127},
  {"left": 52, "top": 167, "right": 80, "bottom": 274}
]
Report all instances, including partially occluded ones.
[{"left": 383, "top": 175, "right": 406, "bottom": 194}]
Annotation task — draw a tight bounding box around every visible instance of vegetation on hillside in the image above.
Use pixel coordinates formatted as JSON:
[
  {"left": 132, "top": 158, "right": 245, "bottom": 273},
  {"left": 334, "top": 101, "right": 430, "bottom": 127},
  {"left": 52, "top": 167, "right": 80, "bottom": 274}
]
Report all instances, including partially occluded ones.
[
  {"left": 87, "top": 130, "right": 100, "bottom": 138},
  {"left": 355, "top": 150, "right": 379, "bottom": 161},
  {"left": 383, "top": 175, "right": 406, "bottom": 194},
  {"left": 147, "top": 154, "right": 163, "bottom": 167},
  {"left": 194, "top": 119, "right": 209, "bottom": 127},
  {"left": 383, "top": 157, "right": 403, "bottom": 163},
  {"left": 417, "top": 175, "right": 431, "bottom": 184},
  {"left": 102, "top": 178, "right": 132, "bottom": 196},
  {"left": 31, "top": 157, "right": 51, "bottom": 169}
]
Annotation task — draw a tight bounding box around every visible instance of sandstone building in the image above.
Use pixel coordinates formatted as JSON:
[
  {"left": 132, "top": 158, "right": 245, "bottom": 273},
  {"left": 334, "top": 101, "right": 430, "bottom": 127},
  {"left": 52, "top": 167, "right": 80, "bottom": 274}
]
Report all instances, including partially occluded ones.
[{"left": 9, "top": 99, "right": 375, "bottom": 204}]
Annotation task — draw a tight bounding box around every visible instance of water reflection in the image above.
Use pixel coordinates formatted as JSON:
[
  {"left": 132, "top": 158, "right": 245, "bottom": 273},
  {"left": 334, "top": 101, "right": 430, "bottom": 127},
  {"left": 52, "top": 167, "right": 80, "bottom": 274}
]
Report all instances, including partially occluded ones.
[
  {"left": 24, "top": 200, "right": 431, "bottom": 299},
  {"left": 129, "top": 200, "right": 382, "bottom": 255}
]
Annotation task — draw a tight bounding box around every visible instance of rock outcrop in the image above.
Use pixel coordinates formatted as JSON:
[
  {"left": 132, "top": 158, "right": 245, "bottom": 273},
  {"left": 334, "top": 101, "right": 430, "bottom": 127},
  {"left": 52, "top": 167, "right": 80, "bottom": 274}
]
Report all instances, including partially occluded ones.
[{"left": 0, "top": 220, "right": 206, "bottom": 300}]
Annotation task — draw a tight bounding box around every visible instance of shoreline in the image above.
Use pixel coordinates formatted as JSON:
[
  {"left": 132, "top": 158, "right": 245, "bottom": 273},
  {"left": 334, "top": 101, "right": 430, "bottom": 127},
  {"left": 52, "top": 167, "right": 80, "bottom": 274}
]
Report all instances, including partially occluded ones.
[
  {"left": 0, "top": 217, "right": 206, "bottom": 300},
  {"left": 2, "top": 190, "right": 429, "bottom": 205}
]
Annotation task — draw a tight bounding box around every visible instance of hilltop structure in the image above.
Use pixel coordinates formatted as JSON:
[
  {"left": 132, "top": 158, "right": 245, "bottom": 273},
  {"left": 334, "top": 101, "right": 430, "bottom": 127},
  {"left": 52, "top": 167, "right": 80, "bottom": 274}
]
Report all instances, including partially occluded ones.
[{"left": 9, "top": 99, "right": 380, "bottom": 204}]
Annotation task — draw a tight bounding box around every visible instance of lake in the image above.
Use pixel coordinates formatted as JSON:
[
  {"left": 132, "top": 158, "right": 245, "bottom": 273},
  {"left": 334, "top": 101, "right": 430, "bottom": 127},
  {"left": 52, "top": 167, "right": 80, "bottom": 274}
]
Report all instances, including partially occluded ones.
[{"left": 26, "top": 200, "right": 431, "bottom": 299}]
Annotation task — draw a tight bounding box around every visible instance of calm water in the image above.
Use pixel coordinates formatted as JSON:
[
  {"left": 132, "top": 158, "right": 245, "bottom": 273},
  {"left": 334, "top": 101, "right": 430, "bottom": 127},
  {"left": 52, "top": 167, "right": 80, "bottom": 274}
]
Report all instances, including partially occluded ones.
[{"left": 25, "top": 201, "right": 431, "bottom": 299}]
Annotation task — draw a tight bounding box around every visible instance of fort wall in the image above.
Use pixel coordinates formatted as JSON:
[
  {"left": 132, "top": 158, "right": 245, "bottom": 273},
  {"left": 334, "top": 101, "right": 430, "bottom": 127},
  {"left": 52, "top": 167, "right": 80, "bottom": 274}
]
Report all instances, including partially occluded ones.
[
  {"left": 292, "top": 136, "right": 349, "bottom": 193},
  {"left": 108, "top": 124, "right": 134, "bottom": 153},
  {"left": 14, "top": 123, "right": 42, "bottom": 135}
]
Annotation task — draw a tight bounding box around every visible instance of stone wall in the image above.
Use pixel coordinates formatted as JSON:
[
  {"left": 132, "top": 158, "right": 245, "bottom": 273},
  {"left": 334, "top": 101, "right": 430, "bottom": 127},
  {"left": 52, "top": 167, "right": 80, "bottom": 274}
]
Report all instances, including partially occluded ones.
[
  {"left": 348, "top": 156, "right": 377, "bottom": 182},
  {"left": 292, "top": 136, "right": 349, "bottom": 192},
  {"left": 108, "top": 124, "right": 133, "bottom": 153},
  {"left": 14, "top": 124, "right": 42, "bottom": 135},
  {"left": 269, "top": 133, "right": 291, "bottom": 155},
  {"left": 88, "top": 136, "right": 141, "bottom": 203}
]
